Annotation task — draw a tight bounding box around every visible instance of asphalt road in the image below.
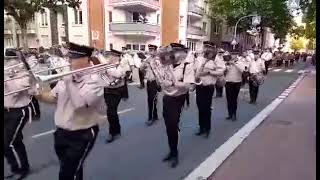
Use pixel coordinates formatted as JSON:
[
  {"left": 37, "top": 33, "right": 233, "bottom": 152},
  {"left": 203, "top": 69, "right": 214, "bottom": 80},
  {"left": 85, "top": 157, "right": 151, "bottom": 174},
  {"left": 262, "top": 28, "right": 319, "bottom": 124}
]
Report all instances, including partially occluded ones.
[{"left": 4, "top": 62, "right": 307, "bottom": 180}]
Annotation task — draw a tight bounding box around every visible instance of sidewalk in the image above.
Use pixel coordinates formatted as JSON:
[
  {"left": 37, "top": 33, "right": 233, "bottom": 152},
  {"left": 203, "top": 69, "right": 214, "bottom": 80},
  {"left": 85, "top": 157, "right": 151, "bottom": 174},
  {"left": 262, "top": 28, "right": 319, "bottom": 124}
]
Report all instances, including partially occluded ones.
[{"left": 208, "top": 73, "right": 316, "bottom": 180}]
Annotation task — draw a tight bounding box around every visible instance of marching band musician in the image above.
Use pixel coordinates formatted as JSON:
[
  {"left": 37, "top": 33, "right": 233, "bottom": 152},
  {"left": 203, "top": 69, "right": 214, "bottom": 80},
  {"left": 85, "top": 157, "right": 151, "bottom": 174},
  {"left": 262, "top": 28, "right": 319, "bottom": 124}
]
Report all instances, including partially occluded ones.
[
  {"left": 103, "top": 49, "right": 131, "bottom": 143},
  {"left": 35, "top": 42, "right": 105, "bottom": 180},
  {"left": 4, "top": 62, "right": 34, "bottom": 179},
  {"left": 194, "top": 42, "right": 225, "bottom": 137},
  {"left": 140, "top": 44, "right": 161, "bottom": 126},
  {"left": 160, "top": 43, "right": 195, "bottom": 168},
  {"left": 261, "top": 48, "right": 273, "bottom": 74},
  {"left": 214, "top": 48, "right": 226, "bottom": 98},
  {"left": 248, "top": 50, "right": 266, "bottom": 104},
  {"left": 121, "top": 48, "right": 134, "bottom": 83},
  {"left": 133, "top": 51, "right": 145, "bottom": 88},
  {"left": 224, "top": 52, "right": 246, "bottom": 121}
]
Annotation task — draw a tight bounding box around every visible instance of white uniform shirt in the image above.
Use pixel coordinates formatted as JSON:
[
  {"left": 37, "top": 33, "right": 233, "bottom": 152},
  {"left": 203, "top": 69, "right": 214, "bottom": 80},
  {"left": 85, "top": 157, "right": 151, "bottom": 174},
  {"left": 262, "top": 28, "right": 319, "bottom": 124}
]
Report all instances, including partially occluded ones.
[
  {"left": 51, "top": 74, "right": 106, "bottom": 131},
  {"left": 140, "top": 56, "right": 158, "bottom": 81},
  {"left": 249, "top": 58, "right": 265, "bottom": 74},
  {"left": 122, "top": 53, "right": 134, "bottom": 68},
  {"left": 225, "top": 60, "right": 245, "bottom": 82},
  {"left": 195, "top": 55, "right": 226, "bottom": 86},
  {"left": 261, "top": 52, "right": 273, "bottom": 62},
  {"left": 162, "top": 60, "right": 195, "bottom": 97},
  {"left": 4, "top": 71, "right": 32, "bottom": 108},
  {"left": 103, "top": 65, "right": 126, "bottom": 88},
  {"left": 133, "top": 53, "right": 142, "bottom": 68}
]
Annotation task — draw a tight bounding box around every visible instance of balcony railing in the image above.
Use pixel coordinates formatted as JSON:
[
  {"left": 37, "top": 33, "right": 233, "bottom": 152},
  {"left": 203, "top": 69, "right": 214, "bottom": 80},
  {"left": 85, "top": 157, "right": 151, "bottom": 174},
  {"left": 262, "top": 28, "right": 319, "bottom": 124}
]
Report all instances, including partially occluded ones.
[
  {"left": 187, "top": 26, "right": 206, "bottom": 36},
  {"left": 110, "top": 22, "right": 160, "bottom": 36},
  {"left": 110, "top": 0, "right": 160, "bottom": 11},
  {"left": 188, "top": 2, "right": 204, "bottom": 16}
]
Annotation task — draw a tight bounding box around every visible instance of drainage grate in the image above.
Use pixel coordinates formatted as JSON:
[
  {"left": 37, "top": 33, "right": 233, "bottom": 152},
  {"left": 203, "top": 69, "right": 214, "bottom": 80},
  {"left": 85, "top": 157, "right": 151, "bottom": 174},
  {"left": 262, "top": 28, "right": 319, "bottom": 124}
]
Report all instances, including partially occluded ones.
[{"left": 271, "top": 120, "right": 293, "bottom": 126}]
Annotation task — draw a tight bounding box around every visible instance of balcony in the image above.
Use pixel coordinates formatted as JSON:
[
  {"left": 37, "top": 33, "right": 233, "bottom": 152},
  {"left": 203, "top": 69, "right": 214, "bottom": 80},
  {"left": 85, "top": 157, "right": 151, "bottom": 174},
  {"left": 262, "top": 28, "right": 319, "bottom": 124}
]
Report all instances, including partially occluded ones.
[
  {"left": 110, "top": 22, "right": 160, "bottom": 37},
  {"left": 188, "top": 2, "right": 204, "bottom": 19},
  {"left": 110, "top": 0, "right": 160, "bottom": 12},
  {"left": 16, "top": 22, "right": 37, "bottom": 34},
  {"left": 187, "top": 26, "right": 206, "bottom": 39},
  {"left": 4, "top": 29, "right": 13, "bottom": 35}
]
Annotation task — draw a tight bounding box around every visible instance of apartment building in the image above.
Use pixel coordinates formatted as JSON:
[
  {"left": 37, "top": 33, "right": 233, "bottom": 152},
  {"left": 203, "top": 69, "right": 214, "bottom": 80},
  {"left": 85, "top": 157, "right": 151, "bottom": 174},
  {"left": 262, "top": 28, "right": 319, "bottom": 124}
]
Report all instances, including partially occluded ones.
[
  {"left": 179, "top": 0, "right": 211, "bottom": 51},
  {"left": 104, "top": 0, "right": 161, "bottom": 51},
  {"left": 4, "top": 10, "right": 51, "bottom": 49}
]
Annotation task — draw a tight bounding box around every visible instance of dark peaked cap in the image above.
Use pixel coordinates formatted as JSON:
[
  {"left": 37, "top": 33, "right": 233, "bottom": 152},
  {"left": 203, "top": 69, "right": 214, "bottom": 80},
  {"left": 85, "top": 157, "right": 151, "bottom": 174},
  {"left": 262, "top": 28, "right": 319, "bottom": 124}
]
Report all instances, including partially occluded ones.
[
  {"left": 110, "top": 49, "right": 122, "bottom": 57},
  {"left": 203, "top": 41, "right": 216, "bottom": 48},
  {"left": 148, "top": 44, "right": 158, "bottom": 50},
  {"left": 67, "top": 42, "right": 94, "bottom": 59},
  {"left": 168, "top": 43, "right": 188, "bottom": 51}
]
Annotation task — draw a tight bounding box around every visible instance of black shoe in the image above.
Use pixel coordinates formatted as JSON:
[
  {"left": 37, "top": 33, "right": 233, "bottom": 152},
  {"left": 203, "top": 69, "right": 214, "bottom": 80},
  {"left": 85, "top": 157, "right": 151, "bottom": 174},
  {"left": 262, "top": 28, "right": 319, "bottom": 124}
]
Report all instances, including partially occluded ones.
[
  {"left": 145, "top": 120, "right": 154, "bottom": 126},
  {"left": 204, "top": 131, "right": 210, "bottom": 138},
  {"left": 6, "top": 169, "right": 30, "bottom": 180},
  {"left": 105, "top": 134, "right": 120, "bottom": 144},
  {"left": 231, "top": 115, "right": 237, "bottom": 121},
  {"left": 16, "top": 170, "right": 30, "bottom": 180},
  {"left": 225, "top": 116, "right": 232, "bottom": 120},
  {"left": 162, "top": 153, "right": 173, "bottom": 162},
  {"left": 195, "top": 130, "right": 204, "bottom": 136},
  {"left": 170, "top": 156, "right": 179, "bottom": 168}
]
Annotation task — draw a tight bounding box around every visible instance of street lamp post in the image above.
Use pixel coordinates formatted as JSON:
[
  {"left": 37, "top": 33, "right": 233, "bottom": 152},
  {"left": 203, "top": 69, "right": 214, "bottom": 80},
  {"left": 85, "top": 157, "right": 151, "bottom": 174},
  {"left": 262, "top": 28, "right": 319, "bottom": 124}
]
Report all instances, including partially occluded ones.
[{"left": 231, "top": 14, "right": 260, "bottom": 50}]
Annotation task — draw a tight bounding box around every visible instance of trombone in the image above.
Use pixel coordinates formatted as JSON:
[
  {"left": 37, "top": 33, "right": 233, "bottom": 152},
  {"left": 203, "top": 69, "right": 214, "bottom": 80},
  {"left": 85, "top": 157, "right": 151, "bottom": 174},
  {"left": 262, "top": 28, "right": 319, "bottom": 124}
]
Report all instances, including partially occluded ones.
[{"left": 4, "top": 62, "right": 118, "bottom": 96}]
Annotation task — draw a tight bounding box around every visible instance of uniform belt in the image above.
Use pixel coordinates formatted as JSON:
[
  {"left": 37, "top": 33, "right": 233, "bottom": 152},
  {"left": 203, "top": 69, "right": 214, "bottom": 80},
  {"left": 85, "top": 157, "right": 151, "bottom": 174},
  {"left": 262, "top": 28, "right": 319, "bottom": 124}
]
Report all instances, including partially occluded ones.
[{"left": 4, "top": 106, "right": 27, "bottom": 112}]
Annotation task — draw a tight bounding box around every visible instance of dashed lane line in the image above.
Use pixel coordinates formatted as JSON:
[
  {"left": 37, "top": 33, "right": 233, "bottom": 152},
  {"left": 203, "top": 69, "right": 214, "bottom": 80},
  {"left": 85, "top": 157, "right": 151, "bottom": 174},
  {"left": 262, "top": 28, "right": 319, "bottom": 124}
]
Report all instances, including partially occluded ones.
[{"left": 31, "top": 108, "right": 135, "bottom": 139}]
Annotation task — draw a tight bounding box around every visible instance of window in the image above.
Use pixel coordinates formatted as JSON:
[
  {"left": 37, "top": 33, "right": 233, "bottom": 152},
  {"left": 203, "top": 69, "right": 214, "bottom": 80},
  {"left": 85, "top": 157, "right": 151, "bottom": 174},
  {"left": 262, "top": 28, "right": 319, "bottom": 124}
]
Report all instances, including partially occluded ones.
[
  {"left": 132, "top": 12, "right": 146, "bottom": 22},
  {"left": 179, "top": 16, "right": 183, "bottom": 25},
  {"left": 157, "top": 14, "right": 160, "bottom": 25},
  {"left": 110, "top": 43, "right": 113, "bottom": 50},
  {"left": 126, "top": 44, "right": 132, "bottom": 50},
  {"left": 5, "top": 38, "right": 13, "bottom": 47},
  {"left": 109, "top": 11, "right": 112, "bottom": 23},
  {"left": 140, "top": 45, "right": 145, "bottom": 51},
  {"left": 74, "top": 9, "right": 83, "bottom": 24},
  {"left": 133, "top": 44, "right": 139, "bottom": 50},
  {"left": 203, "top": 22, "right": 207, "bottom": 33},
  {"left": 187, "top": 41, "right": 196, "bottom": 51},
  {"left": 41, "top": 12, "right": 48, "bottom": 26}
]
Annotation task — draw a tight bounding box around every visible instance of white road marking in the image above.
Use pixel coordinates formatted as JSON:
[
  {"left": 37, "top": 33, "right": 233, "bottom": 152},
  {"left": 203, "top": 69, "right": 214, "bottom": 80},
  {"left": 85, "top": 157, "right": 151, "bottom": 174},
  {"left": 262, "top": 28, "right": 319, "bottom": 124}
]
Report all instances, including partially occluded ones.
[
  {"left": 273, "top": 69, "right": 282, "bottom": 72},
  {"left": 285, "top": 69, "right": 294, "bottom": 73},
  {"left": 31, "top": 108, "right": 135, "bottom": 139},
  {"left": 183, "top": 74, "right": 305, "bottom": 180},
  {"left": 128, "top": 82, "right": 140, "bottom": 86},
  {"left": 31, "top": 130, "right": 55, "bottom": 139}
]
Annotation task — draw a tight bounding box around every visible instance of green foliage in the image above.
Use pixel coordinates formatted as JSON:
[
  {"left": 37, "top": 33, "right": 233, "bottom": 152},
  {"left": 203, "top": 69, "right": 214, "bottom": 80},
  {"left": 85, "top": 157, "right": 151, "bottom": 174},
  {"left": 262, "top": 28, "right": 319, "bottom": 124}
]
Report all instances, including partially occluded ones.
[
  {"left": 306, "top": 39, "right": 316, "bottom": 50},
  {"left": 207, "top": 0, "right": 294, "bottom": 40},
  {"left": 299, "top": 0, "right": 316, "bottom": 39},
  {"left": 289, "top": 25, "right": 306, "bottom": 39},
  {"left": 290, "top": 38, "right": 305, "bottom": 51}
]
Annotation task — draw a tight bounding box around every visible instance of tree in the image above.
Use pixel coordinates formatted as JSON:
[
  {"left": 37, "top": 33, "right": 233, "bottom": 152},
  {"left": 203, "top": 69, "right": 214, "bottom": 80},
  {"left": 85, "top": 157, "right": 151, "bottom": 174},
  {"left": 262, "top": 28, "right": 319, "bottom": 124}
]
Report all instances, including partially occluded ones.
[
  {"left": 207, "top": 0, "right": 294, "bottom": 43},
  {"left": 306, "top": 39, "right": 316, "bottom": 50},
  {"left": 290, "top": 38, "right": 305, "bottom": 52},
  {"left": 289, "top": 24, "right": 306, "bottom": 39},
  {"left": 300, "top": 0, "right": 316, "bottom": 40},
  {"left": 4, "top": 0, "right": 80, "bottom": 49}
]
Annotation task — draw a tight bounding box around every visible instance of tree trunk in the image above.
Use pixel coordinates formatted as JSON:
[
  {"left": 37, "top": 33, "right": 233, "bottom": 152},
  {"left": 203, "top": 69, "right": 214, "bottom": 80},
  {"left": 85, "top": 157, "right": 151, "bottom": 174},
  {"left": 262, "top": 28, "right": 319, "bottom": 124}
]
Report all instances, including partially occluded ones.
[
  {"left": 50, "top": 10, "right": 59, "bottom": 46},
  {"left": 260, "top": 27, "right": 265, "bottom": 49},
  {"left": 63, "top": 5, "right": 69, "bottom": 42},
  {"left": 21, "top": 26, "right": 28, "bottom": 49}
]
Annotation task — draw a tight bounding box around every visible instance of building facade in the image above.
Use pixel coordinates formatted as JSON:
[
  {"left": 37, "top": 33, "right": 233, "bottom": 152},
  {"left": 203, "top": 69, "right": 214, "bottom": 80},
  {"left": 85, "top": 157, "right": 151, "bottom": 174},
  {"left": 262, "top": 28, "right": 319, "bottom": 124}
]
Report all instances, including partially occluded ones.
[
  {"left": 179, "top": 0, "right": 211, "bottom": 51},
  {"left": 105, "top": 0, "right": 161, "bottom": 51}
]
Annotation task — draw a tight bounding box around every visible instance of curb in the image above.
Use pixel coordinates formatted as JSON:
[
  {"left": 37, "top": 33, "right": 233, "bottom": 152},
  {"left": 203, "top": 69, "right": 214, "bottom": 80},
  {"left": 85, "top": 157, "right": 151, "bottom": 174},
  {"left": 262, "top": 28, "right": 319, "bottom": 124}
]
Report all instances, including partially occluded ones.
[{"left": 183, "top": 73, "right": 307, "bottom": 180}]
